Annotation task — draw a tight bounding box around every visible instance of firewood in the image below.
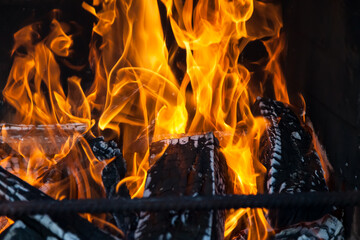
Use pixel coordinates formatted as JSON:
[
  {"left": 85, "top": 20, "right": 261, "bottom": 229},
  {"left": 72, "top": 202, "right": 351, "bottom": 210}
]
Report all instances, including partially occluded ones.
[
  {"left": 0, "top": 123, "right": 87, "bottom": 156},
  {"left": 134, "top": 132, "right": 228, "bottom": 240},
  {"left": 252, "top": 97, "right": 339, "bottom": 229},
  {"left": 0, "top": 166, "right": 117, "bottom": 240},
  {"left": 274, "top": 214, "right": 344, "bottom": 239},
  {"left": 88, "top": 137, "right": 127, "bottom": 198},
  {"left": 89, "top": 137, "right": 137, "bottom": 239},
  {"left": 230, "top": 211, "right": 344, "bottom": 239},
  {"left": 0, "top": 123, "right": 89, "bottom": 177},
  {"left": 0, "top": 123, "right": 87, "bottom": 135}
]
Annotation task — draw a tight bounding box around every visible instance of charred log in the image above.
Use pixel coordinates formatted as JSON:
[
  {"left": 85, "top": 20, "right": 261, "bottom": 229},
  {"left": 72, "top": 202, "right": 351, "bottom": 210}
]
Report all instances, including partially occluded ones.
[
  {"left": 135, "top": 132, "right": 228, "bottom": 240},
  {"left": 274, "top": 214, "right": 344, "bottom": 240},
  {"left": 89, "top": 137, "right": 137, "bottom": 239},
  {"left": 88, "top": 137, "right": 127, "bottom": 198},
  {"left": 253, "top": 97, "right": 328, "bottom": 195},
  {"left": 0, "top": 166, "right": 117, "bottom": 240},
  {"left": 253, "top": 97, "right": 342, "bottom": 231}
]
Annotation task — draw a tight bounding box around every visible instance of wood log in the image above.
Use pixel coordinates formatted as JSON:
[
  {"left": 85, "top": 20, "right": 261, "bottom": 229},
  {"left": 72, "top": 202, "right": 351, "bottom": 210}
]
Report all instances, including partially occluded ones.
[
  {"left": 0, "top": 123, "right": 87, "bottom": 156},
  {"left": 88, "top": 137, "right": 127, "bottom": 198},
  {"left": 134, "top": 132, "right": 228, "bottom": 240},
  {"left": 0, "top": 166, "right": 117, "bottom": 240},
  {"left": 273, "top": 214, "right": 344, "bottom": 239},
  {"left": 252, "top": 97, "right": 341, "bottom": 230},
  {"left": 89, "top": 137, "right": 138, "bottom": 239},
  {"left": 0, "top": 123, "right": 89, "bottom": 177},
  {"left": 232, "top": 214, "right": 344, "bottom": 240}
]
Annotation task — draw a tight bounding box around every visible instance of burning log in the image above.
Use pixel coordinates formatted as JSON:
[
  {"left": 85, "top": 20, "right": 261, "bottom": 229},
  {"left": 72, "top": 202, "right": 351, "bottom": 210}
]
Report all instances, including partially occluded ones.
[
  {"left": 253, "top": 97, "right": 343, "bottom": 233},
  {"left": 88, "top": 137, "right": 128, "bottom": 198},
  {"left": 0, "top": 166, "right": 117, "bottom": 240},
  {"left": 0, "top": 123, "right": 87, "bottom": 156},
  {"left": 89, "top": 137, "right": 138, "bottom": 239},
  {"left": 253, "top": 97, "right": 328, "bottom": 195},
  {"left": 135, "top": 132, "right": 228, "bottom": 240}
]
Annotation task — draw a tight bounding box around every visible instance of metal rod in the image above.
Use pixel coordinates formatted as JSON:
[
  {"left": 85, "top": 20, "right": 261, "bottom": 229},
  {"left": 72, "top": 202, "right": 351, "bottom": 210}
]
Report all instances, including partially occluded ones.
[{"left": 0, "top": 191, "right": 359, "bottom": 217}]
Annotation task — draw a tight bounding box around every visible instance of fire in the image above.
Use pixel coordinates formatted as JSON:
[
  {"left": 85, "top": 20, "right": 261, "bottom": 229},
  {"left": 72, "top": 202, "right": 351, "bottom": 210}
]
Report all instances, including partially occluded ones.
[{"left": 1, "top": 0, "right": 288, "bottom": 239}]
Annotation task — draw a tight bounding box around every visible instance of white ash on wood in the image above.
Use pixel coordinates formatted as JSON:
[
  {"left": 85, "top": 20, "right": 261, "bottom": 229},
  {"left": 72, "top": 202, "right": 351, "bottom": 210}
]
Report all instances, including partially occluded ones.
[
  {"left": 134, "top": 132, "right": 228, "bottom": 240},
  {"left": 0, "top": 166, "right": 117, "bottom": 240}
]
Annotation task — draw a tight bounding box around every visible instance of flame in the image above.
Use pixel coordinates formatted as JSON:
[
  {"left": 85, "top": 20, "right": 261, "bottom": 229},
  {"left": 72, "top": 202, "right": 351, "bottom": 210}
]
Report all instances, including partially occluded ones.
[
  {"left": 0, "top": 217, "right": 13, "bottom": 234},
  {"left": 4, "top": 19, "right": 93, "bottom": 127},
  {"left": 2, "top": 0, "right": 289, "bottom": 238},
  {"left": 0, "top": 16, "right": 104, "bottom": 230}
]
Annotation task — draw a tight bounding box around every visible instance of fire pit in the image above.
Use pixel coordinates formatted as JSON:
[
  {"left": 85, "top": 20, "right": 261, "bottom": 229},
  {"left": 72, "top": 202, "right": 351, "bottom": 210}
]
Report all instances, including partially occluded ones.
[{"left": 0, "top": 0, "right": 358, "bottom": 239}]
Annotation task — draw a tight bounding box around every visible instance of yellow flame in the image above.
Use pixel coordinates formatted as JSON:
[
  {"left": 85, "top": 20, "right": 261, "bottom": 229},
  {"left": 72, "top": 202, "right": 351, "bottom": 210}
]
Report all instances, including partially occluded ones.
[{"left": 2, "top": 0, "right": 289, "bottom": 238}]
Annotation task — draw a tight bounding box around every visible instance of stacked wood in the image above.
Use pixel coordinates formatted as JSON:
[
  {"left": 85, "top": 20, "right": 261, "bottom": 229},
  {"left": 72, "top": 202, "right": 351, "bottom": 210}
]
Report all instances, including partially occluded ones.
[
  {"left": 0, "top": 166, "right": 117, "bottom": 240},
  {"left": 252, "top": 97, "right": 344, "bottom": 235},
  {"left": 134, "top": 132, "right": 228, "bottom": 240}
]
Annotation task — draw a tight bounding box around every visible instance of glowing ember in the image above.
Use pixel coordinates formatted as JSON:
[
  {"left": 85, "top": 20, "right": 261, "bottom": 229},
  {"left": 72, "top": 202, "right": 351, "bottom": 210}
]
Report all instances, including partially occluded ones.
[{"left": 1, "top": 0, "right": 289, "bottom": 238}]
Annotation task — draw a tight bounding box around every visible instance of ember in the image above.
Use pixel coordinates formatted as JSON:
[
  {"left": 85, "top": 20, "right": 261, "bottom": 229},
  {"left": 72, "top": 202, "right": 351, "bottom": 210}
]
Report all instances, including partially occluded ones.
[{"left": 0, "top": 0, "right": 350, "bottom": 239}]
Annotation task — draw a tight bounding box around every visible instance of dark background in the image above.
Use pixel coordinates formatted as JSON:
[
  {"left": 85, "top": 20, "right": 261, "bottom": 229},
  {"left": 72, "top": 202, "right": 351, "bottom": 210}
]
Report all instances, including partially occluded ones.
[
  {"left": 283, "top": 0, "right": 360, "bottom": 192},
  {"left": 0, "top": 0, "right": 359, "bottom": 238},
  {"left": 283, "top": 1, "right": 360, "bottom": 238}
]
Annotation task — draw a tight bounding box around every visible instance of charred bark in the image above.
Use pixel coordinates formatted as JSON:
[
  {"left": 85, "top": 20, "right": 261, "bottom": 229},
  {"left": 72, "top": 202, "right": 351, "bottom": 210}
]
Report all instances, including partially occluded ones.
[
  {"left": 135, "top": 132, "right": 228, "bottom": 240},
  {"left": 0, "top": 166, "right": 117, "bottom": 240},
  {"left": 253, "top": 97, "right": 342, "bottom": 230}
]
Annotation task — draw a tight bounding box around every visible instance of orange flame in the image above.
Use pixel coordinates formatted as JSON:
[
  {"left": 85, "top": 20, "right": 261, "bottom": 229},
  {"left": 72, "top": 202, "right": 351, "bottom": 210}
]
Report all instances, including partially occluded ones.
[{"left": 2, "top": 0, "right": 289, "bottom": 238}]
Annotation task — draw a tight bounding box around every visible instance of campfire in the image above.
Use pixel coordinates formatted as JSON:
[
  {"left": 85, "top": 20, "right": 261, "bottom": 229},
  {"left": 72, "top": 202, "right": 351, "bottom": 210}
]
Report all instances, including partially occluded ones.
[{"left": 0, "top": 0, "right": 351, "bottom": 239}]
